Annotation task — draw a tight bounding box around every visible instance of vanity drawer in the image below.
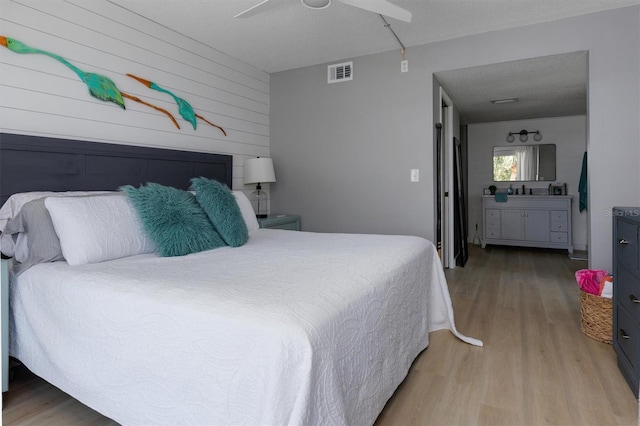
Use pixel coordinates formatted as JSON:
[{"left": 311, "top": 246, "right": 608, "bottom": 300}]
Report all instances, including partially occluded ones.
[
  {"left": 551, "top": 221, "right": 568, "bottom": 232},
  {"left": 485, "top": 228, "right": 501, "bottom": 239},
  {"left": 617, "top": 304, "right": 638, "bottom": 371},
  {"left": 550, "top": 232, "right": 568, "bottom": 243},
  {"left": 551, "top": 210, "right": 568, "bottom": 222},
  {"left": 486, "top": 218, "right": 500, "bottom": 229},
  {"left": 486, "top": 209, "right": 500, "bottom": 220},
  {"left": 485, "top": 209, "right": 501, "bottom": 230}
]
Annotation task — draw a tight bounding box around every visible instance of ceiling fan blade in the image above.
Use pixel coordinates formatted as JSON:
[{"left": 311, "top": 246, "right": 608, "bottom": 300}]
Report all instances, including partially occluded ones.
[
  {"left": 337, "top": 0, "right": 412, "bottom": 22},
  {"left": 234, "top": 0, "right": 272, "bottom": 18}
]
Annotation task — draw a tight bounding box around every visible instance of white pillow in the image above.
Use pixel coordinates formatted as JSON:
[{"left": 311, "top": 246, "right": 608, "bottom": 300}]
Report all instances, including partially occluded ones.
[
  {"left": 14, "top": 233, "right": 29, "bottom": 262},
  {"left": 45, "top": 194, "right": 156, "bottom": 266},
  {"left": 233, "top": 191, "right": 259, "bottom": 233},
  {"left": 0, "top": 190, "right": 112, "bottom": 256}
]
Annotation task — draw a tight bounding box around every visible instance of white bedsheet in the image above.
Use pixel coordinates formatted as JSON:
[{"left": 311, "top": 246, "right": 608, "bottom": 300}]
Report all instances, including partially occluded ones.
[{"left": 10, "top": 229, "right": 480, "bottom": 425}]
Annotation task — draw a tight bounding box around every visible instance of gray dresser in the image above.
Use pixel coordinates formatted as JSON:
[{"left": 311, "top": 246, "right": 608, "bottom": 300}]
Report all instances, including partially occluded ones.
[
  {"left": 613, "top": 207, "right": 640, "bottom": 397},
  {"left": 482, "top": 195, "right": 573, "bottom": 253}
]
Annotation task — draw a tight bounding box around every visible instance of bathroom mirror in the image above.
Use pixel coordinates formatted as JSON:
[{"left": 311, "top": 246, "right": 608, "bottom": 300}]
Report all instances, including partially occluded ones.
[{"left": 493, "top": 144, "right": 556, "bottom": 182}]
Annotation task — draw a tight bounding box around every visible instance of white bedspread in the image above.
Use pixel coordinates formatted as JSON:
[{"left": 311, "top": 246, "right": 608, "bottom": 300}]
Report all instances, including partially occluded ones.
[{"left": 10, "top": 229, "right": 480, "bottom": 425}]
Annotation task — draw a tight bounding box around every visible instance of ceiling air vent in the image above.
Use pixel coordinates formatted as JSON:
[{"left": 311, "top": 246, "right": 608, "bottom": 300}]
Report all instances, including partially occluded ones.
[{"left": 328, "top": 61, "right": 353, "bottom": 84}]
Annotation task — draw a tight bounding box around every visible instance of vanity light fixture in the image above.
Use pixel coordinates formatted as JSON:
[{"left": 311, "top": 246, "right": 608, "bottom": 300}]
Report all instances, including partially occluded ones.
[{"left": 506, "top": 129, "right": 542, "bottom": 143}]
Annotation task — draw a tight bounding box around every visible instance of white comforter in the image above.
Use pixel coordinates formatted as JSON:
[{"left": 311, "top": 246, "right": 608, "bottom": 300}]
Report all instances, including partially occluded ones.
[{"left": 10, "top": 229, "right": 480, "bottom": 425}]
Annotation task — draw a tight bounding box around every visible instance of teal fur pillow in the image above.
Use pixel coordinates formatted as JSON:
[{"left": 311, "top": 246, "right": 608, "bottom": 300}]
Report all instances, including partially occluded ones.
[
  {"left": 190, "top": 177, "right": 249, "bottom": 247},
  {"left": 121, "top": 183, "right": 226, "bottom": 257}
]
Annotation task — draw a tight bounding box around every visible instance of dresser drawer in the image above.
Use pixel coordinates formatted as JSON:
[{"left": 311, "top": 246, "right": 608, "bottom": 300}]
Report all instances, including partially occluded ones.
[
  {"left": 617, "top": 264, "right": 640, "bottom": 322},
  {"left": 617, "top": 220, "right": 638, "bottom": 270},
  {"left": 617, "top": 304, "right": 639, "bottom": 371}
]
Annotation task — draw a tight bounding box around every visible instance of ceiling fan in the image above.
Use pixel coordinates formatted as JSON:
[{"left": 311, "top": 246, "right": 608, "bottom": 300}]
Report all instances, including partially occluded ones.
[{"left": 235, "top": 0, "right": 412, "bottom": 23}]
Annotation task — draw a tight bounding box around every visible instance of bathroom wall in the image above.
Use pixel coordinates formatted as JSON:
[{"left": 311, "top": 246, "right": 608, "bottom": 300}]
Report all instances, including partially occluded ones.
[{"left": 468, "top": 115, "right": 587, "bottom": 250}]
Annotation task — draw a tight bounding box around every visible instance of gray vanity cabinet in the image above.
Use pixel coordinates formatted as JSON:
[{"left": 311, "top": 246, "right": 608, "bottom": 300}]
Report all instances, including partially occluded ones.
[
  {"left": 501, "top": 209, "right": 550, "bottom": 242},
  {"left": 482, "top": 195, "right": 573, "bottom": 253}
]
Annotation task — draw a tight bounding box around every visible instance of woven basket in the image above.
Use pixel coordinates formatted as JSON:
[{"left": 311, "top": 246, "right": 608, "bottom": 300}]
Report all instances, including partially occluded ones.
[{"left": 580, "top": 290, "right": 612, "bottom": 344}]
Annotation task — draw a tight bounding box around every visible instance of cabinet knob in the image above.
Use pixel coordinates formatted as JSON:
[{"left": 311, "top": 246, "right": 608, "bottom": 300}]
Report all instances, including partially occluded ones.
[
  {"left": 619, "top": 239, "right": 629, "bottom": 245},
  {"left": 630, "top": 294, "right": 640, "bottom": 304},
  {"left": 619, "top": 329, "right": 631, "bottom": 339}
]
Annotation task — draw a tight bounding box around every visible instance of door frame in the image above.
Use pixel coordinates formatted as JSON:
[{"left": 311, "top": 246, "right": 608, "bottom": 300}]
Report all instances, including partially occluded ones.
[{"left": 439, "top": 88, "right": 455, "bottom": 268}]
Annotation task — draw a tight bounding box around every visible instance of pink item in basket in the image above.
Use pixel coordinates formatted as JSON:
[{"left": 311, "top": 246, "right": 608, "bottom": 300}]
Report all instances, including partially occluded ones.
[{"left": 575, "top": 269, "right": 609, "bottom": 295}]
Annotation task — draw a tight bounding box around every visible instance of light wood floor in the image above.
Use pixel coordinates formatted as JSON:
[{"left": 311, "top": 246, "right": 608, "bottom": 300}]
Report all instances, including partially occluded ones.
[
  {"left": 2, "top": 245, "right": 638, "bottom": 425},
  {"left": 376, "top": 245, "right": 638, "bottom": 426}
]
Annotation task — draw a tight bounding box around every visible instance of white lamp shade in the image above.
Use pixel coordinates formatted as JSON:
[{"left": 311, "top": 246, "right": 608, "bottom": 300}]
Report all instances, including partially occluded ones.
[{"left": 244, "top": 157, "right": 276, "bottom": 184}]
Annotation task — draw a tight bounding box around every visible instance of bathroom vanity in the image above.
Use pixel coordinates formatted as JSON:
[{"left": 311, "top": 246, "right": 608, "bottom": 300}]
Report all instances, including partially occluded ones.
[{"left": 482, "top": 195, "right": 573, "bottom": 253}]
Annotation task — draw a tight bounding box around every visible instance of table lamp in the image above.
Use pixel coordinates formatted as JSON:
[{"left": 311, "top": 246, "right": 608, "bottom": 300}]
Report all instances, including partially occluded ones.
[{"left": 243, "top": 157, "right": 276, "bottom": 218}]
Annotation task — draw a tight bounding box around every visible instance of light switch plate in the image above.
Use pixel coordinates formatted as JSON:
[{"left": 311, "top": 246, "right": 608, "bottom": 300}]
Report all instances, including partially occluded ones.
[{"left": 410, "top": 169, "right": 419, "bottom": 182}]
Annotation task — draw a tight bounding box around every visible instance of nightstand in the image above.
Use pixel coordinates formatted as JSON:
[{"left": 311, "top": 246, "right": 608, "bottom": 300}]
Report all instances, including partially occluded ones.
[{"left": 257, "top": 214, "right": 300, "bottom": 231}]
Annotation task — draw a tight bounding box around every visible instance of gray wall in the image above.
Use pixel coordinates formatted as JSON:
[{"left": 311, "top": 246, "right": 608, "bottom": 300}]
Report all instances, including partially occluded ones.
[
  {"left": 271, "top": 6, "right": 640, "bottom": 271},
  {"left": 271, "top": 49, "right": 433, "bottom": 236},
  {"left": 468, "top": 116, "right": 588, "bottom": 251}
]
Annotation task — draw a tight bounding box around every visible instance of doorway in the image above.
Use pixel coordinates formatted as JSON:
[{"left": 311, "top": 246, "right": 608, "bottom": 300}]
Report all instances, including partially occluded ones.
[{"left": 434, "top": 51, "right": 589, "bottom": 260}]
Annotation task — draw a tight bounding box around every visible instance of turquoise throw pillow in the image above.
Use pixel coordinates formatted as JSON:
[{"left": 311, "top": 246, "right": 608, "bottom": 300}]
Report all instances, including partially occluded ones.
[
  {"left": 190, "top": 177, "right": 249, "bottom": 247},
  {"left": 121, "top": 183, "right": 226, "bottom": 257}
]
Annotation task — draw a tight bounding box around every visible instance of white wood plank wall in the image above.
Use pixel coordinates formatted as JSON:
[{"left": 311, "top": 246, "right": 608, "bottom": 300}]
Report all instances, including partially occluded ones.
[{"left": 0, "top": 0, "right": 270, "bottom": 194}]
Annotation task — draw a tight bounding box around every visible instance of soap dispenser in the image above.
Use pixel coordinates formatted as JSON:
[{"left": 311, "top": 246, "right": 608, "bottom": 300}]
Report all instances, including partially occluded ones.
[{"left": 508, "top": 184, "right": 514, "bottom": 195}]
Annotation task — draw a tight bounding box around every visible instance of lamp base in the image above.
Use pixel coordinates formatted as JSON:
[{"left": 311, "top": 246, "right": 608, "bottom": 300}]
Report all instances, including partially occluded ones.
[{"left": 250, "top": 185, "right": 269, "bottom": 218}]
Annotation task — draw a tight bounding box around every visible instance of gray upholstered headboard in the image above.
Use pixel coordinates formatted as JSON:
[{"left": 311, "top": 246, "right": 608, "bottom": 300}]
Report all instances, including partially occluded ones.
[{"left": 0, "top": 133, "right": 233, "bottom": 206}]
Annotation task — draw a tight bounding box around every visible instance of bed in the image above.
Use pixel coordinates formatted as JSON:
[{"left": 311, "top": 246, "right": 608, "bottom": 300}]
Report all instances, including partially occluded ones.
[{"left": 0, "top": 133, "right": 481, "bottom": 425}]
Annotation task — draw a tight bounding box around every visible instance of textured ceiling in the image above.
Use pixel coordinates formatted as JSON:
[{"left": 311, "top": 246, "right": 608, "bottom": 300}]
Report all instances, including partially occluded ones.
[
  {"left": 107, "top": 0, "right": 636, "bottom": 123},
  {"left": 435, "top": 51, "right": 588, "bottom": 124},
  {"left": 108, "top": 0, "right": 638, "bottom": 73}
]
